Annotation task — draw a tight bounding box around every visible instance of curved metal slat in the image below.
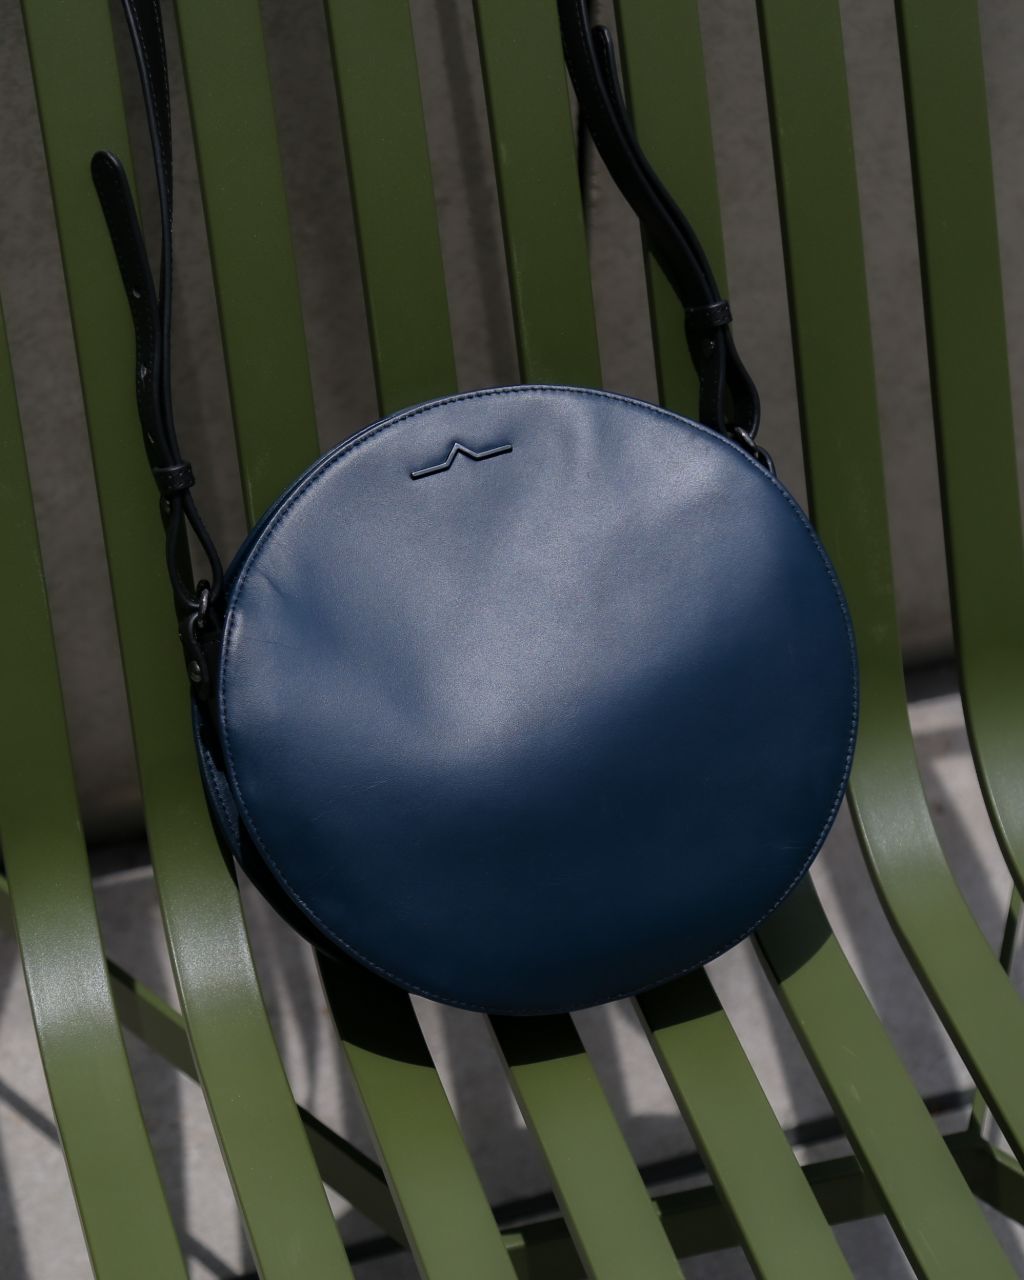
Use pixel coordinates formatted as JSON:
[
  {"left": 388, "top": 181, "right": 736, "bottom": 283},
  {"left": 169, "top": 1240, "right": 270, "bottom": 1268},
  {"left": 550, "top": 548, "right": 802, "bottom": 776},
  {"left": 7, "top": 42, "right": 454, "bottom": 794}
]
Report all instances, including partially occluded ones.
[
  {"left": 611, "top": 3, "right": 1003, "bottom": 1273},
  {"left": 470, "top": 3, "right": 683, "bottom": 1273},
  {"left": 755, "top": 0, "right": 1024, "bottom": 1166},
  {"left": 467, "top": 2, "right": 842, "bottom": 1274},
  {"left": 18, "top": 2, "right": 352, "bottom": 1273},
  {"left": 201, "top": 1, "right": 514, "bottom": 1272},
  {"left": 472, "top": 0, "right": 600, "bottom": 388},
  {"left": 607, "top": 6, "right": 851, "bottom": 1274},
  {"left": 172, "top": 0, "right": 318, "bottom": 521},
  {"left": 613, "top": 0, "right": 718, "bottom": 419},
  {"left": 757, "top": 0, "right": 1024, "bottom": 1172},
  {"left": 758, "top": 883, "right": 1016, "bottom": 1279},
  {"left": 323, "top": 0, "right": 456, "bottom": 416},
  {"left": 636, "top": 975, "right": 853, "bottom": 1280},
  {"left": 893, "top": 0, "right": 1024, "bottom": 890},
  {"left": 0, "top": 293, "right": 187, "bottom": 1278},
  {"left": 320, "top": 957, "right": 518, "bottom": 1280},
  {"left": 748, "top": 0, "right": 1022, "bottom": 1269},
  {"left": 491, "top": 1015, "right": 683, "bottom": 1280}
]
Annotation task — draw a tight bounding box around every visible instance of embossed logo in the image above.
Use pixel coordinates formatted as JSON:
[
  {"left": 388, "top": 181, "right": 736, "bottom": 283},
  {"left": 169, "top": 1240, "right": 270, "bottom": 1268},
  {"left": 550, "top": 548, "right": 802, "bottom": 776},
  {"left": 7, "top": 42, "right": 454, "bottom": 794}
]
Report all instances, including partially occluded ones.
[{"left": 410, "top": 441, "right": 512, "bottom": 480}]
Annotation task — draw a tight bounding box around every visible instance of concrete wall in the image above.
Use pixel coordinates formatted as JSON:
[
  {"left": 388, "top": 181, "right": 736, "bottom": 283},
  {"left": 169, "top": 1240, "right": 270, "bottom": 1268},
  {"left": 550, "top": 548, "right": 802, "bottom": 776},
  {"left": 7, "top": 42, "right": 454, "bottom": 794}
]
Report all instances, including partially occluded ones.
[{"left": 1, "top": 0, "right": 1022, "bottom": 840}]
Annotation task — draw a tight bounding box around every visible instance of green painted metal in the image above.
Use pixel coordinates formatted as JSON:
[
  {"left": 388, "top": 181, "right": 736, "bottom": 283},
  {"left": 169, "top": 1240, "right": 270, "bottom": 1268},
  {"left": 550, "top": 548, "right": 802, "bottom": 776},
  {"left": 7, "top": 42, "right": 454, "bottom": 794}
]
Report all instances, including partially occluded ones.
[
  {"left": 755, "top": 0, "right": 1024, "bottom": 1166},
  {"left": 977, "top": 1145, "right": 1024, "bottom": 1223},
  {"left": 177, "top": 0, "right": 513, "bottom": 1270},
  {"left": 610, "top": 5, "right": 1012, "bottom": 1271},
  {"left": 757, "top": 884, "right": 1016, "bottom": 1278},
  {"left": 18, "top": 1, "right": 352, "bottom": 1273},
  {"left": 969, "top": 886, "right": 1022, "bottom": 1138},
  {"left": 470, "top": 6, "right": 684, "bottom": 1273},
  {"left": 103, "top": 956, "right": 405, "bottom": 1242},
  {"left": 323, "top": 0, "right": 457, "bottom": 415},
  {"left": 173, "top": 0, "right": 317, "bottom": 522},
  {"left": 893, "top": 0, "right": 1024, "bottom": 897},
  {"left": 473, "top": 0, "right": 601, "bottom": 387},
  {"left": 10, "top": 2, "right": 1024, "bottom": 1275},
  {"left": 491, "top": 1016, "right": 682, "bottom": 1279},
  {"left": 596, "top": 1, "right": 999, "bottom": 1273},
  {"left": 321, "top": 958, "right": 517, "bottom": 1279},
  {"left": 0, "top": 297, "right": 187, "bottom": 1278},
  {"left": 613, "top": 0, "right": 720, "bottom": 419},
  {"left": 7, "top": 821, "right": 1017, "bottom": 1276},
  {"left": 319, "top": 2, "right": 519, "bottom": 1272},
  {"left": 897, "top": 0, "right": 1024, "bottom": 1159},
  {"left": 636, "top": 974, "right": 853, "bottom": 1280}
]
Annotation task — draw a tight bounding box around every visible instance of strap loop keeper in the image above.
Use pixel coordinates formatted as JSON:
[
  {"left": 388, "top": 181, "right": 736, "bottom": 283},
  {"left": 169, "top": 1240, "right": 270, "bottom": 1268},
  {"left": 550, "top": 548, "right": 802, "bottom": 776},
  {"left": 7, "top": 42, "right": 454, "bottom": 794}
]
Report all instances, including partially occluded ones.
[
  {"left": 153, "top": 461, "right": 195, "bottom": 495},
  {"left": 684, "top": 299, "right": 733, "bottom": 334}
]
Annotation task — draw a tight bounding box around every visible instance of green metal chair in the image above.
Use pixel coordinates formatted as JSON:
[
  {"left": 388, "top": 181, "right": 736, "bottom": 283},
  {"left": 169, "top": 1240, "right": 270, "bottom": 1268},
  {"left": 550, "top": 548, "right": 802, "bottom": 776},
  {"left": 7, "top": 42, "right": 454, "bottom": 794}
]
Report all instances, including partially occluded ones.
[{"left": 1, "top": 0, "right": 1023, "bottom": 1275}]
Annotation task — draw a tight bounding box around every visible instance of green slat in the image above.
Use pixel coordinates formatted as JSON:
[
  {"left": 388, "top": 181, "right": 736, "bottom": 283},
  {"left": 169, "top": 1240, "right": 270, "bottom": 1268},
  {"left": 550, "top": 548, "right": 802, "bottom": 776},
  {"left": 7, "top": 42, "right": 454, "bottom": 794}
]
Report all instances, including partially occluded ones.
[
  {"left": 18, "top": 2, "right": 352, "bottom": 1274},
  {"left": 611, "top": 18, "right": 850, "bottom": 1269},
  {"left": 470, "top": 2, "right": 832, "bottom": 1271},
  {"left": 473, "top": 0, "right": 600, "bottom": 387},
  {"left": 492, "top": 1016, "right": 683, "bottom": 1279},
  {"left": 617, "top": 0, "right": 1018, "bottom": 1272},
  {"left": 0, "top": 297, "right": 186, "bottom": 1277},
  {"left": 173, "top": 0, "right": 317, "bottom": 520},
  {"left": 614, "top": 0, "right": 723, "bottom": 419},
  {"left": 894, "top": 0, "right": 1024, "bottom": 895},
  {"left": 320, "top": 958, "right": 517, "bottom": 1280},
  {"left": 896, "top": 0, "right": 1024, "bottom": 1146},
  {"left": 470, "top": 8, "right": 683, "bottom": 1273},
  {"left": 636, "top": 975, "right": 853, "bottom": 1280},
  {"left": 103, "top": 958, "right": 405, "bottom": 1242},
  {"left": 176, "top": 0, "right": 512, "bottom": 1270},
  {"left": 755, "top": 0, "right": 1024, "bottom": 1165},
  {"left": 757, "top": 884, "right": 1016, "bottom": 1279},
  {"left": 317, "top": 15, "right": 520, "bottom": 1275},
  {"left": 323, "top": 0, "right": 456, "bottom": 415},
  {"left": 615, "top": 16, "right": 850, "bottom": 1270},
  {"left": 316, "top": 5, "right": 520, "bottom": 1271}
]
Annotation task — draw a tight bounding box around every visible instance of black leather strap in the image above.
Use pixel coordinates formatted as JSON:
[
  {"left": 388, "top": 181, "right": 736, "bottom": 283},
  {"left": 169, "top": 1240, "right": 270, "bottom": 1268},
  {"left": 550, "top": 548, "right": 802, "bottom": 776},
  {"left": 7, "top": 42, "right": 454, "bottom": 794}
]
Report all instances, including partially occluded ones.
[
  {"left": 91, "top": 0, "right": 222, "bottom": 696},
  {"left": 92, "top": 1, "right": 769, "bottom": 692},
  {"left": 558, "top": 1, "right": 767, "bottom": 460}
]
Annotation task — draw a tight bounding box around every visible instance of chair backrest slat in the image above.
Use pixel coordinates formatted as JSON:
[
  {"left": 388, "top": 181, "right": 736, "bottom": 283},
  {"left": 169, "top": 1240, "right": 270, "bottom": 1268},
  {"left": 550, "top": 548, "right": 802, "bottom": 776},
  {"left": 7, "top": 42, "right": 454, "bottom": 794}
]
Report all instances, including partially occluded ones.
[
  {"left": 609, "top": 6, "right": 855, "bottom": 1274},
  {"left": 319, "top": 957, "right": 519, "bottom": 1279},
  {"left": 8, "top": 3, "right": 1024, "bottom": 1274},
  {"left": 19, "top": 2, "right": 354, "bottom": 1272},
  {"left": 212, "top": 2, "right": 517, "bottom": 1269},
  {"left": 757, "top": 881, "right": 1016, "bottom": 1278},
  {"left": 0, "top": 294, "right": 187, "bottom": 1278},
  {"left": 894, "top": 0, "right": 1024, "bottom": 892},
  {"left": 757, "top": 0, "right": 1024, "bottom": 1165},
  {"left": 174, "top": 0, "right": 318, "bottom": 518},
  {"left": 473, "top": 0, "right": 600, "bottom": 386},
  {"left": 471, "top": 6, "right": 687, "bottom": 1273},
  {"left": 636, "top": 971, "right": 854, "bottom": 1279},
  {"left": 324, "top": 0, "right": 457, "bottom": 413},
  {"left": 753, "top": 0, "right": 1023, "bottom": 1269},
  {"left": 614, "top": 0, "right": 724, "bottom": 418},
  {"left": 491, "top": 1013, "right": 684, "bottom": 1279}
]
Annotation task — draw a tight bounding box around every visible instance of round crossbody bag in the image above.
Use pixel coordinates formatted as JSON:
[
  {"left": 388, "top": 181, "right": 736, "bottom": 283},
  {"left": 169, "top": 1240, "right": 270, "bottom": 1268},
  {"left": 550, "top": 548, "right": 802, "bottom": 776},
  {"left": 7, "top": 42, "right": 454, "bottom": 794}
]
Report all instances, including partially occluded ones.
[{"left": 91, "top": 0, "right": 858, "bottom": 1014}]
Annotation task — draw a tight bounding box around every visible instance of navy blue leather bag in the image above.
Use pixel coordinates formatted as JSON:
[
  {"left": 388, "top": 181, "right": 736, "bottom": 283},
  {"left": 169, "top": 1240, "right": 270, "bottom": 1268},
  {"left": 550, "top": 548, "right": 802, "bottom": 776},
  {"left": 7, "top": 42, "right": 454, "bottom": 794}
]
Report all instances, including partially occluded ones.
[{"left": 92, "top": 0, "right": 858, "bottom": 1014}]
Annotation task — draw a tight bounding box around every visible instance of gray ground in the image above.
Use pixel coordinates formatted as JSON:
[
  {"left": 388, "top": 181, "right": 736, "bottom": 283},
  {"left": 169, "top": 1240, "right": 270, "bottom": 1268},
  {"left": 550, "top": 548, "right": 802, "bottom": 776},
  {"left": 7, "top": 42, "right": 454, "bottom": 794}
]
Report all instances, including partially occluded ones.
[{"left": 2, "top": 687, "right": 1023, "bottom": 1278}]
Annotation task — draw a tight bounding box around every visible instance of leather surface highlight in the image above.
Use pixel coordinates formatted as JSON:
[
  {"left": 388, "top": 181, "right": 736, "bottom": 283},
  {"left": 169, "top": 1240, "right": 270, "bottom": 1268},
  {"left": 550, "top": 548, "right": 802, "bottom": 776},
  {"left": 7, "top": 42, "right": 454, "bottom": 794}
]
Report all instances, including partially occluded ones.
[{"left": 199, "top": 386, "right": 858, "bottom": 1014}]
